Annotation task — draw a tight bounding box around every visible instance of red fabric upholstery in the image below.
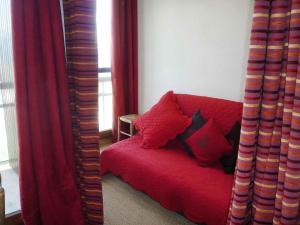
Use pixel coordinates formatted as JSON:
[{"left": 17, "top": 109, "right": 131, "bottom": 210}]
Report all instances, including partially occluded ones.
[
  {"left": 101, "top": 94, "right": 242, "bottom": 225},
  {"left": 186, "top": 118, "right": 232, "bottom": 166},
  {"left": 101, "top": 136, "right": 233, "bottom": 225},
  {"left": 176, "top": 94, "right": 243, "bottom": 134},
  {"left": 134, "top": 91, "right": 191, "bottom": 148}
]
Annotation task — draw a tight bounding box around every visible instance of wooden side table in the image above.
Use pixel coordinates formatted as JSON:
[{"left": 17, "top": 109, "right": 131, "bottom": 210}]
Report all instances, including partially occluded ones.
[{"left": 118, "top": 114, "right": 139, "bottom": 141}]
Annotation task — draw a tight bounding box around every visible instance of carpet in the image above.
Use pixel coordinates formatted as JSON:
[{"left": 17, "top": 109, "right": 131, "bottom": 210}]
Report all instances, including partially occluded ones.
[{"left": 102, "top": 174, "right": 196, "bottom": 225}]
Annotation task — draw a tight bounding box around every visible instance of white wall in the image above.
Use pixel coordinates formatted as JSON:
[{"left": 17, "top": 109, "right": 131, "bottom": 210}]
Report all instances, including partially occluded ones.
[{"left": 138, "top": 0, "right": 254, "bottom": 113}]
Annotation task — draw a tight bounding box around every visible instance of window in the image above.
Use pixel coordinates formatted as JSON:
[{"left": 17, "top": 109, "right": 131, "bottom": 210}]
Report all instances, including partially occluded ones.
[
  {"left": 0, "top": 94, "right": 9, "bottom": 164},
  {"left": 97, "top": 0, "right": 113, "bottom": 131},
  {"left": 0, "top": 0, "right": 21, "bottom": 215}
]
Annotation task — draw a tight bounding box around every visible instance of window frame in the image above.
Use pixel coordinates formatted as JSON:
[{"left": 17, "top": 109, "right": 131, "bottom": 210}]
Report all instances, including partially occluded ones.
[
  {"left": 98, "top": 67, "right": 111, "bottom": 74},
  {"left": 0, "top": 82, "right": 15, "bottom": 108},
  {"left": 98, "top": 66, "right": 112, "bottom": 134}
]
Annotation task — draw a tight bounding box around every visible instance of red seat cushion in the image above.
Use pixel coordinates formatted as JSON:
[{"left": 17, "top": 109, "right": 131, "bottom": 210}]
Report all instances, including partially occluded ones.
[
  {"left": 134, "top": 91, "right": 191, "bottom": 148},
  {"left": 185, "top": 118, "right": 233, "bottom": 166},
  {"left": 100, "top": 135, "right": 234, "bottom": 225}
]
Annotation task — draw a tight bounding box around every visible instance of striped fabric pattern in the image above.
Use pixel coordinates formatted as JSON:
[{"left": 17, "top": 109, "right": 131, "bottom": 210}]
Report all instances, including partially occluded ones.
[
  {"left": 63, "top": 1, "right": 103, "bottom": 224},
  {"left": 227, "top": 0, "right": 300, "bottom": 224}
]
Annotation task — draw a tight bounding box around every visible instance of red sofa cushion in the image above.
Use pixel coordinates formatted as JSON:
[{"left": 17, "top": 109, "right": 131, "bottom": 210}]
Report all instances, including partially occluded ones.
[
  {"left": 134, "top": 91, "right": 191, "bottom": 148},
  {"left": 101, "top": 135, "right": 234, "bottom": 225},
  {"left": 186, "top": 118, "right": 232, "bottom": 166}
]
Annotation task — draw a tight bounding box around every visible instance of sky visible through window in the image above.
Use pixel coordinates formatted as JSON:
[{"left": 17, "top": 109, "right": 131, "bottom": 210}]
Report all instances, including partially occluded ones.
[
  {"left": 97, "top": 0, "right": 113, "bottom": 131},
  {"left": 97, "top": 0, "right": 112, "bottom": 69}
]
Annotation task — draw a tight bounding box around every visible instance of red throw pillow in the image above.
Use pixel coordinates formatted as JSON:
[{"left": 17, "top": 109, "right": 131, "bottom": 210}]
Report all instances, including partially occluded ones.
[
  {"left": 185, "top": 118, "right": 232, "bottom": 166},
  {"left": 134, "top": 91, "right": 191, "bottom": 148}
]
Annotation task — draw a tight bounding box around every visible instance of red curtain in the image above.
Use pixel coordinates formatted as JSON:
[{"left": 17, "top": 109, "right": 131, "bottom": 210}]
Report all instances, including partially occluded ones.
[
  {"left": 111, "top": 0, "right": 138, "bottom": 140},
  {"left": 11, "top": 0, "right": 85, "bottom": 224}
]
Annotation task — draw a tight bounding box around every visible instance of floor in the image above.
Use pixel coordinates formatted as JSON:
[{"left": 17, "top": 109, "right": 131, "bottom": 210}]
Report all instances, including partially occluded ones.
[
  {"left": 0, "top": 135, "right": 110, "bottom": 218},
  {"left": 0, "top": 164, "right": 20, "bottom": 215},
  {"left": 1, "top": 137, "right": 195, "bottom": 224},
  {"left": 102, "top": 174, "right": 196, "bottom": 225},
  {"left": 100, "top": 140, "right": 113, "bottom": 152}
]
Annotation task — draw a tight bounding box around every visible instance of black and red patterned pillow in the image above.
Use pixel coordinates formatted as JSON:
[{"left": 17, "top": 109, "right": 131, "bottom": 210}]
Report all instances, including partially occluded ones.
[
  {"left": 180, "top": 110, "right": 206, "bottom": 156},
  {"left": 185, "top": 118, "right": 232, "bottom": 166},
  {"left": 220, "top": 121, "right": 241, "bottom": 174}
]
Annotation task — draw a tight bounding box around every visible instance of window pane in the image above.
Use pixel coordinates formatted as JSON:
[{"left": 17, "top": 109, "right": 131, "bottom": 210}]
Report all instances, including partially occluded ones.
[
  {"left": 97, "top": 0, "right": 113, "bottom": 131},
  {"left": 104, "top": 81, "right": 112, "bottom": 94},
  {"left": 98, "top": 73, "right": 112, "bottom": 131},
  {"left": 0, "top": 0, "right": 21, "bottom": 215},
  {"left": 99, "top": 72, "right": 111, "bottom": 80},
  {"left": 97, "top": 0, "right": 112, "bottom": 68},
  {"left": 1, "top": 88, "right": 15, "bottom": 105},
  {"left": 103, "top": 95, "right": 113, "bottom": 129},
  {"left": 98, "top": 95, "right": 104, "bottom": 129},
  {"left": 0, "top": 106, "right": 9, "bottom": 162}
]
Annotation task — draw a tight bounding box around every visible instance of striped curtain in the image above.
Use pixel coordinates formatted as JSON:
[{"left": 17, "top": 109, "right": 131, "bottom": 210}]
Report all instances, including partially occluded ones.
[
  {"left": 63, "top": 1, "right": 103, "bottom": 224},
  {"left": 227, "top": 0, "right": 300, "bottom": 224}
]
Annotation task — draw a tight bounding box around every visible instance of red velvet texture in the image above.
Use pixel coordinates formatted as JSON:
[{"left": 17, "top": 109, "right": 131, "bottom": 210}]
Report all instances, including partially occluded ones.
[
  {"left": 134, "top": 91, "right": 191, "bottom": 148},
  {"left": 11, "top": 1, "right": 84, "bottom": 225},
  {"left": 185, "top": 118, "right": 232, "bottom": 166},
  {"left": 111, "top": 0, "right": 138, "bottom": 140}
]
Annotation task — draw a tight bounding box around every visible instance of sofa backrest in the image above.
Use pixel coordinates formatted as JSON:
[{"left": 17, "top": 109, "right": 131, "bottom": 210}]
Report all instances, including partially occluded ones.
[{"left": 176, "top": 94, "right": 243, "bottom": 134}]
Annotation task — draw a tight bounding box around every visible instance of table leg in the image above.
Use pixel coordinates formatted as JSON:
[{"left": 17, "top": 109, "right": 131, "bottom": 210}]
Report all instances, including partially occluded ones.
[
  {"left": 130, "top": 123, "right": 133, "bottom": 136},
  {"left": 117, "top": 117, "right": 121, "bottom": 141}
]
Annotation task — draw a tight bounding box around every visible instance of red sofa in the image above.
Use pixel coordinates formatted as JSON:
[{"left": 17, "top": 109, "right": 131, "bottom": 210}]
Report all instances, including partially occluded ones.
[{"left": 100, "top": 94, "right": 243, "bottom": 225}]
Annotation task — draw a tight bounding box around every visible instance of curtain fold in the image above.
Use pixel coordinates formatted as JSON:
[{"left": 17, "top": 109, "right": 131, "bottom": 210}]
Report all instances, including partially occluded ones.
[
  {"left": 11, "top": 0, "right": 85, "bottom": 224},
  {"left": 228, "top": 0, "right": 300, "bottom": 224},
  {"left": 63, "top": 0, "right": 103, "bottom": 224},
  {"left": 111, "top": 0, "right": 138, "bottom": 140}
]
